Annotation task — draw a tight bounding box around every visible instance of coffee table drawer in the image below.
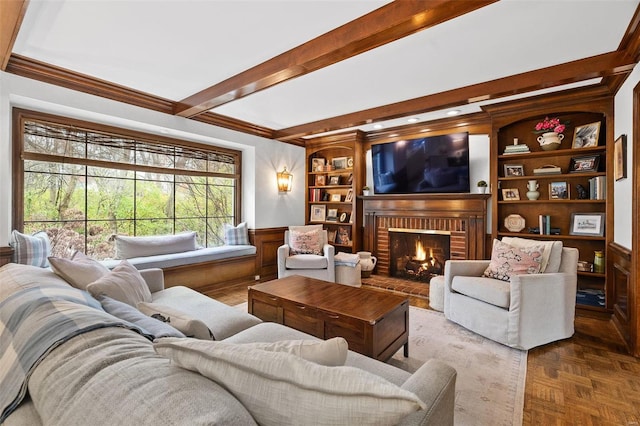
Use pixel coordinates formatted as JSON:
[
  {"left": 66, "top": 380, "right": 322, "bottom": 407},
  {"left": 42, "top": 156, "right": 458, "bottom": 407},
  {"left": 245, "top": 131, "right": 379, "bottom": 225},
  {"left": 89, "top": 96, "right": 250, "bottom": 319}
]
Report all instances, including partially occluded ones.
[
  {"left": 281, "top": 300, "right": 319, "bottom": 337},
  {"left": 320, "top": 311, "right": 366, "bottom": 354}
]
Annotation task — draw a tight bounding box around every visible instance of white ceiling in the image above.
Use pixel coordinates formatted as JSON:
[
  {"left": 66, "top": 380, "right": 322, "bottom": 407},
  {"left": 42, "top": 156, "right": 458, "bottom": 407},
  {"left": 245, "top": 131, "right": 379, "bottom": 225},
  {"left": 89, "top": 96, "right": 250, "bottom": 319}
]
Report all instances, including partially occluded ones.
[{"left": 11, "top": 0, "right": 640, "bottom": 138}]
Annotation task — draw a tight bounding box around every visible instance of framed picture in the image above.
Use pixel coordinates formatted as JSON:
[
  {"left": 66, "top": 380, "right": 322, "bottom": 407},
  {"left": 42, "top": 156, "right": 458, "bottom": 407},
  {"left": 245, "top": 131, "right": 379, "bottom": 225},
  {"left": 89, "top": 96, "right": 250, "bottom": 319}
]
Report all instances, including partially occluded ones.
[
  {"left": 347, "top": 173, "right": 353, "bottom": 185},
  {"left": 502, "top": 188, "right": 520, "bottom": 201},
  {"left": 549, "top": 181, "right": 569, "bottom": 199},
  {"left": 328, "top": 229, "right": 337, "bottom": 243},
  {"left": 329, "top": 175, "right": 341, "bottom": 185},
  {"left": 311, "top": 157, "right": 325, "bottom": 172},
  {"left": 569, "top": 154, "right": 600, "bottom": 173},
  {"left": 569, "top": 212, "right": 605, "bottom": 237},
  {"left": 315, "top": 174, "right": 326, "bottom": 186},
  {"left": 338, "top": 212, "right": 350, "bottom": 223},
  {"left": 347, "top": 157, "right": 354, "bottom": 168},
  {"left": 330, "top": 193, "right": 342, "bottom": 202},
  {"left": 344, "top": 188, "right": 354, "bottom": 202},
  {"left": 326, "top": 208, "right": 338, "bottom": 222},
  {"left": 504, "top": 164, "right": 524, "bottom": 177},
  {"left": 309, "top": 204, "right": 326, "bottom": 222},
  {"left": 332, "top": 157, "right": 348, "bottom": 170},
  {"left": 335, "top": 226, "right": 352, "bottom": 246},
  {"left": 572, "top": 121, "right": 601, "bottom": 148},
  {"left": 614, "top": 134, "right": 627, "bottom": 181}
]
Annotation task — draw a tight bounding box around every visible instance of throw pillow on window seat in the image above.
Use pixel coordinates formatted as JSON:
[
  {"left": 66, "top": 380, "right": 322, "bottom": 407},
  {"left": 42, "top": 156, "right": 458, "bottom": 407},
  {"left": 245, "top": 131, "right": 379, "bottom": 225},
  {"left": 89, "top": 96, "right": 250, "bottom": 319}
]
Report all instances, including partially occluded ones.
[
  {"left": 114, "top": 231, "right": 198, "bottom": 259},
  {"left": 223, "top": 222, "right": 250, "bottom": 245},
  {"left": 9, "top": 229, "right": 51, "bottom": 268}
]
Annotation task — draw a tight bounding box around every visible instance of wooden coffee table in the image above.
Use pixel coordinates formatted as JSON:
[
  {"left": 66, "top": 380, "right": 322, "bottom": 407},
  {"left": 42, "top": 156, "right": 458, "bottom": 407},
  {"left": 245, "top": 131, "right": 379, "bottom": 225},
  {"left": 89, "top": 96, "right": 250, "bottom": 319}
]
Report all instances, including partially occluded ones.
[{"left": 248, "top": 275, "right": 409, "bottom": 361}]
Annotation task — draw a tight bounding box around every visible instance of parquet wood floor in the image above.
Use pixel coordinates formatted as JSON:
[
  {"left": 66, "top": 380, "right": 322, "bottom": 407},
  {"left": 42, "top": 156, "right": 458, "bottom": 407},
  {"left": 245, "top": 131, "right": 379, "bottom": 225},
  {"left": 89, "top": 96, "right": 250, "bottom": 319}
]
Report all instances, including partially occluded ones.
[{"left": 203, "top": 275, "right": 640, "bottom": 425}]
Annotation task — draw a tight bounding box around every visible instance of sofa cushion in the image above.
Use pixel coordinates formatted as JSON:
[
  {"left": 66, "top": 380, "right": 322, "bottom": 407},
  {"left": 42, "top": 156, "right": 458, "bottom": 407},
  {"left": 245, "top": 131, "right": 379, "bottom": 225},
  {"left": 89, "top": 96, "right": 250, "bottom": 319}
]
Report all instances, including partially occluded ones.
[
  {"left": 285, "top": 254, "right": 328, "bottom": 269},
  {"left": 224, "top": 222, "right": 250, "bottom": 245},
  {"left": 114, "top": 232, "right": 197, "bottom": 259},
  {"left": 137, "top": 301, "right": 213, "bottom": 340},
  {"left": 289, "top": 228, "right": 323, "bottom": 255},
  {"left": 483, "top": 239, "right": 544, "bottom": 281},
  {"left": 239, "top": 337, "right": 348, "bottom": 367},
  {"left": 86, "top": 260, "right": 152, "bottom": 307},
  {"left": 451, "top": 276, "right": 511, "bottom": 309},
  {"left": 49, "top": 251, "right": 110, "bottom": 290},
  {"left": 99, "top": 296, "right": 186, "bottom": 339},
  {"left": 154, "top": 338, "right": 426, "bottom": 426},
  {"left": 501, "top": 237, "right": 563, "bottom": 273},
  {"left": 10, "top": 230, "right": 51, "bottom": 268},
  {"left": 150, "top": 286, "right": 261, "bottom": 340}
]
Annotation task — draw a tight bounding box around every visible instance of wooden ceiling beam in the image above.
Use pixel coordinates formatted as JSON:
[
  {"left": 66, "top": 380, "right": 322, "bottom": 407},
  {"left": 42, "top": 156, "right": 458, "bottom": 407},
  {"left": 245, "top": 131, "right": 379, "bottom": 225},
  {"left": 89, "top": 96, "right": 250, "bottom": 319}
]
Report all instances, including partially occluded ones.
[
  {"left": 173, "top": 0, "right": 498, "bottom": 118},
  {"left": 275, "top": 51, "right": 636, "bottom": 141},
  {"left": 603, "top": 3, "right": 640, "bottom": 93},
  {"left": 0, "top": 0, "right": 28, "bottom": 70}
]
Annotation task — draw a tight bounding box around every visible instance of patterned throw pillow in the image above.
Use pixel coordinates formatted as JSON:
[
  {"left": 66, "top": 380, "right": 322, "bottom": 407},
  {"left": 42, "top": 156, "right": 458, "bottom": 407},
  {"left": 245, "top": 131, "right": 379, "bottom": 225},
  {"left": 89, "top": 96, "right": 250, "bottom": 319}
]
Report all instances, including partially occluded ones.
[
  {"left": 483, "top": 239, "right": 545, "bottom": 281},
  {"left": 224, "top": 222, "right": 250, "bottom": 245},
  {"left": 10, "top": 230, "right": 51, "bottom": 268},
  {"left": 289, "top": 229, "right": 322, "bottom": 255}
]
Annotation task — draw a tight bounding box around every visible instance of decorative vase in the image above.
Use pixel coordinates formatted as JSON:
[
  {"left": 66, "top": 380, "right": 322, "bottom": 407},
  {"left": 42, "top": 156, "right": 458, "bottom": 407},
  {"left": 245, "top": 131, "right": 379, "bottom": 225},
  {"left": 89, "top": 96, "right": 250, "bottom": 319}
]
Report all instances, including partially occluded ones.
[
  {"left": 357, "top": 251, "right": 377, "bottom": 277},
  {"left": 526, "top": 180, "right": 540, "bottom": 200},
  {"left": 536, "top": 132, "right": 564, "bottom": 151}
]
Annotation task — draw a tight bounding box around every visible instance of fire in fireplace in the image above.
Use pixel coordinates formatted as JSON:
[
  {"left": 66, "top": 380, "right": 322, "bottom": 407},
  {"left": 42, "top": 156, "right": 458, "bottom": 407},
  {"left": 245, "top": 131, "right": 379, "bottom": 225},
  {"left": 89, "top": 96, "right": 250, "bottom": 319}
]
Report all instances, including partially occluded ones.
[{"left": 389, "top": 228, "right": 451, "bottom": 282}]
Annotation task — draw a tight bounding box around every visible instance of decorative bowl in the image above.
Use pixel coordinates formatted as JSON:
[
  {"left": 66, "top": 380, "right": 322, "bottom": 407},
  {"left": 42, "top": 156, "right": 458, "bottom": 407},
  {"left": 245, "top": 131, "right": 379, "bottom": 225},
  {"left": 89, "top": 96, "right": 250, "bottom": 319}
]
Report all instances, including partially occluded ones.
[{"left": 540, "top": 141, "right": 561, "bottom": 151}]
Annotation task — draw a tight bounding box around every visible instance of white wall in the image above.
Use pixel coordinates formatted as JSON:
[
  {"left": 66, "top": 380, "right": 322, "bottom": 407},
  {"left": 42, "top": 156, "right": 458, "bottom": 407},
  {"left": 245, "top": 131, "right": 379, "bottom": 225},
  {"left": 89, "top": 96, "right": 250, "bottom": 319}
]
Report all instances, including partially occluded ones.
[
  {"left": 0, "top": 71, "right": 306, "bottom": 245},
  {"left": 613, "top": 65, "right": 639, "bottom": 250}
]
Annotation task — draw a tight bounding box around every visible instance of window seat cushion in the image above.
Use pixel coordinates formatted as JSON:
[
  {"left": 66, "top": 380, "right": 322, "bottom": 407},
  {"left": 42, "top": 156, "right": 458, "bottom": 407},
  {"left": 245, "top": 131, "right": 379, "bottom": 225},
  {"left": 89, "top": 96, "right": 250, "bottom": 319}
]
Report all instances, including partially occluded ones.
[{"left": 101, "top": 245, "right": 256, "bottom": 270}]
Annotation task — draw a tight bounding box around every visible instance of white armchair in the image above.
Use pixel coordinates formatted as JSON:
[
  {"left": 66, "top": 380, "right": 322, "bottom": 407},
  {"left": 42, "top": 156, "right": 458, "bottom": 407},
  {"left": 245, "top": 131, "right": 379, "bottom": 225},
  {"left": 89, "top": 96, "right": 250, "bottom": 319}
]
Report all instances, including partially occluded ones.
[
  {"left": 443, "top": 238, "right": 578, "bottom": 350},
  {"left": 277, "top": 227, "right": 335, "bottom": 282}
]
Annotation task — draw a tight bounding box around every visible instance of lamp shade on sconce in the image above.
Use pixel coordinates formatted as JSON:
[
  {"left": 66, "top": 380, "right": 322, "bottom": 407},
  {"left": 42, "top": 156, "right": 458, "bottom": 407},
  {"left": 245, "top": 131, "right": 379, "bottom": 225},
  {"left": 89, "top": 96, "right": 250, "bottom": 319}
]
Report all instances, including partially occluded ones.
[{"left": 277, "top": 167, "right": 293, "bottom": 192}]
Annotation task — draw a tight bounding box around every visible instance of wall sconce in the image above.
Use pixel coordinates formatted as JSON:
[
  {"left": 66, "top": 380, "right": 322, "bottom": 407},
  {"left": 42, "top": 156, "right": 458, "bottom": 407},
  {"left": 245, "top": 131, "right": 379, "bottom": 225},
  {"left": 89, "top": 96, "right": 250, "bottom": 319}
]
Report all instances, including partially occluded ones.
[{"left": 277, "top": 167, "right": 293, "bottom": 192}]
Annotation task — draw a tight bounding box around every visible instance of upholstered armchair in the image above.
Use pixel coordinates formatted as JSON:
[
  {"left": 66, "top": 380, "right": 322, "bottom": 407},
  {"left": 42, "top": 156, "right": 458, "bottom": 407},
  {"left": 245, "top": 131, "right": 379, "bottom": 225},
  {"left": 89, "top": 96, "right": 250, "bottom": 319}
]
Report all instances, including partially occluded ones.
[
  {"left": 277, "top": 225, "right": 335, "bottom": 282},
  {"left": 443, "top": 237, "right": 579, "bottom": 350}
]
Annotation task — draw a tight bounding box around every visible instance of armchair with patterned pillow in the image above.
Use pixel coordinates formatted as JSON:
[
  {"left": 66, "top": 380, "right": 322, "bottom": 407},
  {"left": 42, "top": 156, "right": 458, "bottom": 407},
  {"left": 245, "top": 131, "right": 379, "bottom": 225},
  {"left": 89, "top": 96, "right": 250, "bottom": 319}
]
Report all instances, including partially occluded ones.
[
  {"left": 277, "top": 225, "right": 335, "bottom": 282},
  {"left": 443, "top": 237, "right": 579, "bottom": 350}
]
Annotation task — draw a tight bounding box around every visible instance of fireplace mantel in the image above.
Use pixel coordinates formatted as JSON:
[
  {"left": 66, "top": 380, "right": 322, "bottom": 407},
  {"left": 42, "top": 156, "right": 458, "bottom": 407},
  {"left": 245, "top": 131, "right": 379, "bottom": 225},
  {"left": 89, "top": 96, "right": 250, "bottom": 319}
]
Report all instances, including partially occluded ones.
[{"left": 360, "top": 193, "right": 490, "bottom": 276}]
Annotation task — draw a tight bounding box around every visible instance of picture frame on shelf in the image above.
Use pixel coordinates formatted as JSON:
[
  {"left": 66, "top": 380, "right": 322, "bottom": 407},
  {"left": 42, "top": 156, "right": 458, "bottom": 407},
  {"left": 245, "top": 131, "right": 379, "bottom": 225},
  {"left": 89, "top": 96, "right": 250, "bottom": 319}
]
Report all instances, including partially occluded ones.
[
  {"left": 311, "top": 157, "right": 325, "bottom": 172},
  {"left": 330, "top": 194, "right": 342, "bottom": 202},
  {"left": 504, "top": 164, "right": 524, "bottom": 177},
  {"left": 569, "top": 212, "right": 605, "bottom": 237},
  {"left": 326, "top": 208, "right": 338, "bottom": 222},
  {"left": 347, "top": 157, "right": 354, "bottom": 168},
  {"left": 329, "top": 175, "right": 341, "bottom": 185},
  {"left": 502, "top": 188, "right": 520, "bottom": 201},
  {"left": 338, "top": 212, "right": 350, "bottom": 223},
  {"left": 569, "top": 154, "right": 600, "bottom": 173},
  {"left": 328, "top": 229, "right": 337, "bottom": 243},
  {"left": 315, "top": 174, "right": 326, "bottom": 186},
  {"left": 309, "top": 204, "right": 326, "bottom": 222},
  {"left": 335, "top": 226, "right": 352, "bottom": 246},
  {"left": 332, "top": 157, "right": 348, "bottom": 170},
  {"left": 549, "top": 181, "right": 569, "bottom": 199},
  {"left": 344, "top": 188, "right": 354, "bottom": 202},
  {"left": 572, "top": 121, "right": 601, "bottom": 148},
  {"left": 347, "top": 173, "right": 353, "bottom": 185},
  {"left": 614, "top": 134, "right": 627, "bottom": 181}
]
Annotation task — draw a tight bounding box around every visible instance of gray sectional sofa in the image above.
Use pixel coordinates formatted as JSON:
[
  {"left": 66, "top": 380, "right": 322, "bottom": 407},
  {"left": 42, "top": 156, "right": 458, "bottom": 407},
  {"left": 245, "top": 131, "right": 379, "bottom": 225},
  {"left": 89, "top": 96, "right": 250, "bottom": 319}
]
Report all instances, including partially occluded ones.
[{"left": 0, "top": 263, "right": 456, "bottom": 425}]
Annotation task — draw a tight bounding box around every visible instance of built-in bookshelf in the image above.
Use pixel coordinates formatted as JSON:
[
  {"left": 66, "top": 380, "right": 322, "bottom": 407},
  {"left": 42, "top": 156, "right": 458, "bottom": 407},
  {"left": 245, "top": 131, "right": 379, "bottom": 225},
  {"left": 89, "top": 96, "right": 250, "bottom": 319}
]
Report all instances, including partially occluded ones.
[
  {"left": 305, "top": 132, "right": 364, "bottom": 253},
  {"left": 484, "top": 89, "right": 614, "bottom": 312}
]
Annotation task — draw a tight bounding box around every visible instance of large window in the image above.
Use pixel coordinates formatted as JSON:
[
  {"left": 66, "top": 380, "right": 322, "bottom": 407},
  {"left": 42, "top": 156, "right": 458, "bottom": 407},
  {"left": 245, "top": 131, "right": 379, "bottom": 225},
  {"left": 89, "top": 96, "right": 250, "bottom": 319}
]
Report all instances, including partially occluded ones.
[{"left": 13, "top": 109, "right": 241, "bottom": 260}]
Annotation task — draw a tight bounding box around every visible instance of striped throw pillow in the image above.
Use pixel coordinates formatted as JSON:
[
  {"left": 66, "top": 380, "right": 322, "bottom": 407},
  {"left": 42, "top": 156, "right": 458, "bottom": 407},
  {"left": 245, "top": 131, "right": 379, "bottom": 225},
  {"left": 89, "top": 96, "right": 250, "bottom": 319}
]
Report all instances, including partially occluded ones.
[
  {"left": 10, "top": 230, "right": 52, "bottom": 268},
  {"left": 224, "top": 222, "right": 249, "bottom": 245}
]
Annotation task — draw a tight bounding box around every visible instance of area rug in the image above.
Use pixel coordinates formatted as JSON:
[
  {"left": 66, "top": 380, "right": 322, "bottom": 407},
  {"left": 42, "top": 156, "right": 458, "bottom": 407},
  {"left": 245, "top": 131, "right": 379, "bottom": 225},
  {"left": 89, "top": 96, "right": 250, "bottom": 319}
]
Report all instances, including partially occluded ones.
[{"left": 388, "top": 306, "right": 527, "bottom": 426}]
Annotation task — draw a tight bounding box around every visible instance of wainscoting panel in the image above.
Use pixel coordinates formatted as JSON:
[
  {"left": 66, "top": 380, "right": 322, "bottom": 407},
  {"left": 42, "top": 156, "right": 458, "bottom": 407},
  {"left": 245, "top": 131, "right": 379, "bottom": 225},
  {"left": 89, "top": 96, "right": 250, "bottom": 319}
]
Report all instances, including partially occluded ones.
[
  {"left": 609, "top": 242, "right": 634, "bottom": 354},
  {"left": 249, "top": 227, "right": 286, "bottom": 281}
]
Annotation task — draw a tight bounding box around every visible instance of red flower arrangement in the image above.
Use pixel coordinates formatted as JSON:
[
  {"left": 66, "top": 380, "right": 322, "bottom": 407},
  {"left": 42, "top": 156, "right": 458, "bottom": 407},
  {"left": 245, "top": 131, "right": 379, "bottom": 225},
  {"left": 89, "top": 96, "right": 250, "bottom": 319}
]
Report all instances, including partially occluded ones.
[{"left": 534, "top": 116, "right": 566, "bottom": 134}]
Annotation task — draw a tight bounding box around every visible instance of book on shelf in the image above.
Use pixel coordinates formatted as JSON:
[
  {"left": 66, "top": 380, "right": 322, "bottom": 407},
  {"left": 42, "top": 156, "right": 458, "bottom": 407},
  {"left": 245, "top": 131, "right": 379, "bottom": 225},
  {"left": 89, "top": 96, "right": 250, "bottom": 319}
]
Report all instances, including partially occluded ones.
[
  {"left": 588, "top": 176, "right": 606, "bottom": 200},
  {"left": 538, "top": 214, "right": 551, "bottom": 235},
  {"left": 503, "top": 143, "right": 531, "bottom": 155}
]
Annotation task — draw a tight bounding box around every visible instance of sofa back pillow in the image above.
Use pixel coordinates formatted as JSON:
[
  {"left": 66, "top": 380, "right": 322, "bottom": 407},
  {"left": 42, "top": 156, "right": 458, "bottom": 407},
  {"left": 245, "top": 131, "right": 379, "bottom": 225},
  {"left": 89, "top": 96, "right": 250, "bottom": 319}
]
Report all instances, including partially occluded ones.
[
  {"left": 49, "top": 251, "right": 110, "bottom": 290},
  {"left": 115, "top": 232, "right": 197, "bottom": 259},
  {"left": 86, "top": 260, "right": 152, "bottom": 307},
  {"left": 10, "top": 230, "right": 51, "bottom": 268}
]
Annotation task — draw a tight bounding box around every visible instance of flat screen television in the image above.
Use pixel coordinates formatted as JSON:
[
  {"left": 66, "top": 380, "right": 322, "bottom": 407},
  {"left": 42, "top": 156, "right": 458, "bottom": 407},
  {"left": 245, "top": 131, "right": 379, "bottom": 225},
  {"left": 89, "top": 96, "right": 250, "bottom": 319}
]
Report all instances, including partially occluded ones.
[{"left": 371, "top": 132, "right": 470, "bottom": 194}]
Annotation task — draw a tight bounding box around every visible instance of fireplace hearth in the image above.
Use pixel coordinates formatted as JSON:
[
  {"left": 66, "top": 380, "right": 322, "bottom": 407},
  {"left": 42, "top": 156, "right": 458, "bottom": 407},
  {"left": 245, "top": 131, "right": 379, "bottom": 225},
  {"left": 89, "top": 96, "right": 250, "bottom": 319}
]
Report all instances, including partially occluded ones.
[{"left": 389, "top": 228, "right": 450, "bottom": 283}]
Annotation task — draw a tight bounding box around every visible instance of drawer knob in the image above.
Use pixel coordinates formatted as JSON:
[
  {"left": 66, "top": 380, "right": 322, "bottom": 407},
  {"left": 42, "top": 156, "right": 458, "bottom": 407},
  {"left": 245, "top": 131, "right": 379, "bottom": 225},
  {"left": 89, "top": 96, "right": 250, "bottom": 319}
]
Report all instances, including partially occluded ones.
[
  {"left": 296, "top": 305, "right": 306, "bottom": 310},
  {"left": 327, "top": 314, "right": 339, "bottom": 319}
]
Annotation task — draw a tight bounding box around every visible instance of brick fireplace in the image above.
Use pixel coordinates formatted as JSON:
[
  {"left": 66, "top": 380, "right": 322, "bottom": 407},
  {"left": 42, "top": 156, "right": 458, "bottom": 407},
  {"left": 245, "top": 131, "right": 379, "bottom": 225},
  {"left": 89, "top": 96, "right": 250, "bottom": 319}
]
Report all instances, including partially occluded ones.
[{"left": 361, "top": 194, "right": 489, "bottom": 278}]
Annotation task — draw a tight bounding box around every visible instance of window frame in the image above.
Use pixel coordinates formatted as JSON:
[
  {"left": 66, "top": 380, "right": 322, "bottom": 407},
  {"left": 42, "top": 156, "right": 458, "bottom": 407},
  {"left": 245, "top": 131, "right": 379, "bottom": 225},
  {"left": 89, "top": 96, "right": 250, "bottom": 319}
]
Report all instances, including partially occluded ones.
[{"left": 12, "top": 108, "right": 242, "bottom": 251}]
